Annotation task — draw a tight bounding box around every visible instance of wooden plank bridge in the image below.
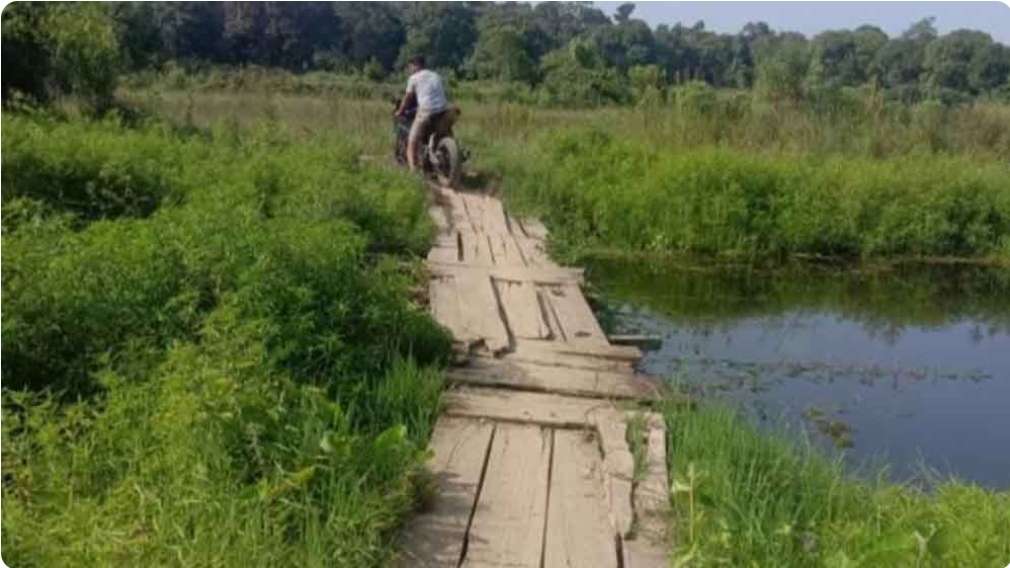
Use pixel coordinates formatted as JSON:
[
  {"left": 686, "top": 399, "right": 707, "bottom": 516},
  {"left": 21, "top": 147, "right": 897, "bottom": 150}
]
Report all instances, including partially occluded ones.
[{"left": 398, "top": 185, "right": 670, "bottom": 567}]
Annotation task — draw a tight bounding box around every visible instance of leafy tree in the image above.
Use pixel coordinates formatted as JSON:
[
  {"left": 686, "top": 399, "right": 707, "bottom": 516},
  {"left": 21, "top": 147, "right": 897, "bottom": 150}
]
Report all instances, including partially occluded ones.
[
  {"left": 924, "top": 29, "right": 995, "bottom": 95},
  {"left": 149, "top": 2, "right": 226, "bottom": 63},
  {"left": 398, "top": 3, "right": 478, "bottom": 70},
  {"left": 221, "top": 2, "right": 334, "bottom": 70},
  {"left": 332, "top": 2, "right": 405, "bottom": 72},
  {"left": 2, "top": 3, "right": 121, "bottom": 112},
  {"left": 754, "top": 33, "right": 811, "bottom": 103},
  {"left": 467, "top": 25, "right": 537, "bottom": 83},
  {"left": 539, "top": 38, "right": 630, "bottom": 105}
]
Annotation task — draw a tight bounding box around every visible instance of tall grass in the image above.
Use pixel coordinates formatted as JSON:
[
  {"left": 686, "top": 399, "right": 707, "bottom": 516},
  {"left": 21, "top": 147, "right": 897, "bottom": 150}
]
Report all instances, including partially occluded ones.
[
  {"left": 122, "top": 77, "right": 1010, "bottom": 162},
  {"left": 491, "top": 130, "right": 1010, "bottom": 262},
  {"left": 664, "top": 405, "right": 1010, "bottom": 566},
  {"left": 2, "top": 112, "right": 451, "bottom": 566}
]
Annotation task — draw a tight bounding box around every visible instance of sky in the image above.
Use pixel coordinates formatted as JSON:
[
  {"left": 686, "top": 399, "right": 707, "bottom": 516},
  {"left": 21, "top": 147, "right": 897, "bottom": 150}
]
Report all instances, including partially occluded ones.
[{"left": 594, "top": 1, "right": 1010, "bottom": 43}]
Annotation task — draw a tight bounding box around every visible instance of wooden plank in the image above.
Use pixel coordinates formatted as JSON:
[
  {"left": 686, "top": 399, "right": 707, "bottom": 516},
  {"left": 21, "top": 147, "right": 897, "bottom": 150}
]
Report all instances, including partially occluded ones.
[
  {"left": 456, "top": 271, "right": 510, "bottom": 354},
  {"left": 428, "top": 262, "right": 584, "bottom": 285},
  {"left": 480, "top": 196, "right": 510, "bottom": 236},
  {"left": 608, "top": 334, "right": 662, "bottom": 350},
  {"left": 597, "top": 417, "right": 635, "bottom": 537},
  {"left": 429, "top": 204, "right": 450, "bottom": 232},
  {"left": 545, "top": 430, "right": 620, "bottom": 568},
  {"left": 514, "top": 235, "right": 554, "bottom": 267},
  {"left": 428, "top": 244, "right": 459, "bottom": 264},
  {"left": 495, "top": 279, "right": 550, "bottom": 340},
  {"left": 430, "top": 275, "right": 475, "bottom": 342},
  {"left": 463, "top": 423, "right": 552, "bottom": 568},
  {"left": 445, "top": 189, "right": 473, "bottom": 230},
  {"left": 459, "top": 192, "right": 488, "bottom": 233},
  {"left": 512, "top": 339, "right": 642, "bottom": 364},
  {"left": 542, "top": 283, "right": 610, "bottom": 347},
  {"left": 519, "top": 217, "right": 549, "bottom": 241},
  {"left": 488, "top": 233, "right": 527, "bottom": 267},
  {"left": 622, "top": 414, "right": 669, "bottom": 568},
  {"left": 459, "top": 230, "right": 494, "bottom": 267},
  {"left": 446, "top": 359, "right": 661, "bottom": 401},
  {"left": 398, "top": 417, "right": 495, "bottom": 567},
  {"left": 443, "top": 387, "right": 614, "bottom": 429}
]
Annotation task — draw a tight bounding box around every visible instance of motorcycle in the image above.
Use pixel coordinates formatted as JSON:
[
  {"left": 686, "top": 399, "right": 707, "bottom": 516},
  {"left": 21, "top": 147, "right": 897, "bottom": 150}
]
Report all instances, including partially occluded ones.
[{"left": 393, "top": 101, "right": 466, "bottom": 188}]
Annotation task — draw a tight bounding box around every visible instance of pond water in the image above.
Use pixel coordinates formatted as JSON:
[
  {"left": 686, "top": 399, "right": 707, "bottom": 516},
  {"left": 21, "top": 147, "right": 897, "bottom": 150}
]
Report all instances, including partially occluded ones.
[{"left": 588, "top": 258, "right": 1010, "bottom": 489}]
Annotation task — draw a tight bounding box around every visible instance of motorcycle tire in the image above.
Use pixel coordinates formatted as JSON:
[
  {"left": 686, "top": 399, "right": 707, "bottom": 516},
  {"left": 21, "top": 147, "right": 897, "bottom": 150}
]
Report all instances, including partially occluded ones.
[{"left": 434, "top": 137, "right": 461, "bottom": 188}]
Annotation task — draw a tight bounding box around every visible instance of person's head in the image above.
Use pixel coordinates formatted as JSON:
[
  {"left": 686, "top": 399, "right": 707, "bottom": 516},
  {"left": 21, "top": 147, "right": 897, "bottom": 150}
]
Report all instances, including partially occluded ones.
[{"left": 407, "top": 55, "right": 426, "bottom": 74}]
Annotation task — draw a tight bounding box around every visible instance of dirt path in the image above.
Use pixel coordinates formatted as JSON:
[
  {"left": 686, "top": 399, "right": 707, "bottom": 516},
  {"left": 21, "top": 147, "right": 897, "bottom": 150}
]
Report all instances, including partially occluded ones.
[{"left": 398, "top": 185, "right": 670, "bottom": 567}]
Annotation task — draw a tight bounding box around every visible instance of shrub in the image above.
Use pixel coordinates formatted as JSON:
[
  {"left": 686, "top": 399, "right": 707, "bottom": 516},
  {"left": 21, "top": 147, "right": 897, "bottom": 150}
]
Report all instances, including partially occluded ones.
[{"left": 2, "top": 112, "right": 451, "bottom": 565}]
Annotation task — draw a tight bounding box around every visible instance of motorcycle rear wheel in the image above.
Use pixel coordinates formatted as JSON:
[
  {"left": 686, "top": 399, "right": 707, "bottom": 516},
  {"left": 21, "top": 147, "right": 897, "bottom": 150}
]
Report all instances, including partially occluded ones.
[{"left": 434, "top": 137, "right": 461, "bottom": 188}]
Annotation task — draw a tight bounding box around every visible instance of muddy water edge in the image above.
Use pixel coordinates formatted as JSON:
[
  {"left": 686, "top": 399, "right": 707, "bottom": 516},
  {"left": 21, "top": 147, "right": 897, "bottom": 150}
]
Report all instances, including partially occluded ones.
[{"left": 586, "top": 257, "right": 1010, "bottom": 489}]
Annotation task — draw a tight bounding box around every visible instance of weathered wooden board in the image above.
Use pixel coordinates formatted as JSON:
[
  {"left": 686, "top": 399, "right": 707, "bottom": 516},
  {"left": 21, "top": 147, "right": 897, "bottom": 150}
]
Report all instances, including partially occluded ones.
[
  {"left": 541, "top": 283, "right": 610, "bottom": 347},
  {"left": 463, "top": 423, "right": 552, "bottom": 568},
  {"left": 544, "top": 430, "right": 620, "bottom": 568},
  {"left": 459, "top": 230, "right": 495, "bottom": 267},
  {"left": 456, "top": 271, "right": 510, "bottom": 353},
  {"left": 519, "top": 217, "right": 549, "bottom": 241},
  {"left": 596, "top": 417, "right": 636, "bottom": 537},
  {"left": 443, "top": 387, "right": 614, "bottom": 428},
  {"left": 480, "top": 196, "right": 510, "bottom": 236},
  {"left": 398, "top": 418, "right": 494, "bottom": 567},
  {"left": 514, "top": 235, "right": 554, "bottom": 267},
  {"left": 430, "top": 275, "right": 473, "bottom": 342},
  {"left": 622, "top": 414, "right": 669, "bottom": 568},
  {"left": 428, "top": 262, "right": 584, "bottom": 285},
  {"left": 447, "top": 358, "right": 661, "bottom": 400},
  {"left": 495, "top": 279, "right": 550, "bottom": 340},
  {"left": 429, "top": 204, "right": 450, "bottom": 232}
]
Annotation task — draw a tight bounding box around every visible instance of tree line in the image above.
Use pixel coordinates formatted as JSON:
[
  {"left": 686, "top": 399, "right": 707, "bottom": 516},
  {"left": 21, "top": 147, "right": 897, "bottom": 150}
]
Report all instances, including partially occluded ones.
[{"left": 4, "top": 2, "right": 1010, "bottom": 109}]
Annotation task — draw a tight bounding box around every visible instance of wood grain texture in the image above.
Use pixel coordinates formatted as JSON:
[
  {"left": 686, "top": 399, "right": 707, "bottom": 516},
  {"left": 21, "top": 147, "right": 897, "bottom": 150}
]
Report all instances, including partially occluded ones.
[
  {"left": 544, "top": 430, "right": 620, "bottom": 568},
  {"left": 463, "top": 423, "right": 552, "bottom": 567},
  {"left": 398, "top": 417, "right": 494, "bottom": 567}
]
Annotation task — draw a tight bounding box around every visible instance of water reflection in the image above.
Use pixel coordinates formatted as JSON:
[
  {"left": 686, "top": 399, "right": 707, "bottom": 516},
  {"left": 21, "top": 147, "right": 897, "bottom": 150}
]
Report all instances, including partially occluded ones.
[{"left": 589, "top": 258, "right": 1010, "bottom": 488}]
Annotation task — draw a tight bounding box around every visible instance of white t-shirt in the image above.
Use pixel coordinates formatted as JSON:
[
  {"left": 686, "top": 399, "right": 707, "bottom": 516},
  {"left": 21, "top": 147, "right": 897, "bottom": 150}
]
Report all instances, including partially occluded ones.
[{"left": 406, "top": 69, "right": 448, "bottom": 113}]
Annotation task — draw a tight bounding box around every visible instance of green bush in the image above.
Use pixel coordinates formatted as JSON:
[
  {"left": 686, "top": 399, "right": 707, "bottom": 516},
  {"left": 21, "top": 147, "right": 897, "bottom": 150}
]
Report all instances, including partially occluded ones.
[
  {"left": 497, "top": 129, "right": 1010, "bottom": 261},
  {"left": 2, "top": 113, "right": 451, "bottom": 566}
]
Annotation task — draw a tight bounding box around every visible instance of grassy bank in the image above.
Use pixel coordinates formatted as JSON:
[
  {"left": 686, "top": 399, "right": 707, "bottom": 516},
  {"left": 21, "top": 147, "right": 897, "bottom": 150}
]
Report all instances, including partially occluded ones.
[
  {"left": 2, "top": 112, "right": 450, "bottom": 566},
  {"left": 663, "top": 405, "right": 1010, "bottom": 566},
  {"left": 491, "top": 129, "right": 1010, "bottom": 263}
]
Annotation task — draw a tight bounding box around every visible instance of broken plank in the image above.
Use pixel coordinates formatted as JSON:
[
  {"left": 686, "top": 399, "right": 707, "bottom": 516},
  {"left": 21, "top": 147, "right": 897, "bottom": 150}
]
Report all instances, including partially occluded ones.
[
  {"left": 463, "top": 423, "right": 552, "bottom": 568},
  {"left": 544, "top": 430, "right": 620, "bottom": 568},
  {"left": 398, "top": 417, "right": 495, "bottom": 567}
]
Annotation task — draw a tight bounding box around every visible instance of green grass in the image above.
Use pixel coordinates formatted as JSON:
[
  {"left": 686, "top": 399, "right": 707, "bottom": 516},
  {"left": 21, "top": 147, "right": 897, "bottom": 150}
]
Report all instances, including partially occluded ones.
[
  {"left": 663, "top": 404, "right": 1010, "bottom": 566},
  {"left": 2, "top": 112, "right": 451, "bottom": 566},
  {"left": 490, "top": 129, "right": 1010, "bottom": 263}
]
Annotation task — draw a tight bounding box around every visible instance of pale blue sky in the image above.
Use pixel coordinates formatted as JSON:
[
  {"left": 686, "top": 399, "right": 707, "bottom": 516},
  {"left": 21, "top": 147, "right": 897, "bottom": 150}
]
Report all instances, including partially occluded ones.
[{"left": 595, "top": 1, "right": 1010, "bottom": 43}]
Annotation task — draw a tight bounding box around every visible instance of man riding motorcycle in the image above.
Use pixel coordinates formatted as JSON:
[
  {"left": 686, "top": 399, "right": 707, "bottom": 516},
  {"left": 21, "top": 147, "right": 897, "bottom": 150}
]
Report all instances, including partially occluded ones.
[{"left": 393, "top": 55, "right": 449, "bottom": 173}]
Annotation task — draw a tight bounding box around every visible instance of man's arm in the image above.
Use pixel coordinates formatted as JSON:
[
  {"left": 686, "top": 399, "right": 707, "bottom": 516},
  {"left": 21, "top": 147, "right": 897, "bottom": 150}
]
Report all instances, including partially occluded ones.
[
  {"left": 395, "top": 91, "right": 416, "bottom": 116},
  {"left": 395, "top": 77, "right": 416, "bottom": 116}
]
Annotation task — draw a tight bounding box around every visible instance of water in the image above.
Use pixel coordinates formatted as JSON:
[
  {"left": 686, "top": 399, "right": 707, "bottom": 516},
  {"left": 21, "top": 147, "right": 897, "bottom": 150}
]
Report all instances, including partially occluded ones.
[{"left": 589, "top": 258, "right": 1010, "bottom": 488}]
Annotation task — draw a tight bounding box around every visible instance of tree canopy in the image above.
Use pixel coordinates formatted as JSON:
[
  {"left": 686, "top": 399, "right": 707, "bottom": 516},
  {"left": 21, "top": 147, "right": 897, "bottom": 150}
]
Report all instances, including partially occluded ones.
[{"left": 4, "top": 2, "right": 1009, "bottom": 107}]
